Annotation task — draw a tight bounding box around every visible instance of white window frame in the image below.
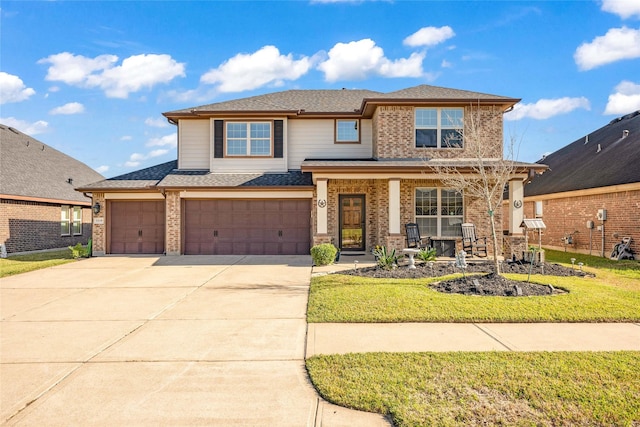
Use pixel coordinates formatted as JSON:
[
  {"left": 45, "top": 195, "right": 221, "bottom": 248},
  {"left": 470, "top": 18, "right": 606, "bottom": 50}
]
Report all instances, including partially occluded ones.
[
  {"left": 225, "top": 121, "right": 272, "bottom": 157},
  {"left": 61, "top": 205, "right": 71, "bottom": 236},
  {"left": 415, "top": 188, "right": 464, "bottom": 237},
  {"left": 72, "top": 206, "right": 82, "bottom": 235},
  {"left": 335, "top": 119, "right": 360, "bottom": 143},
  {"left": 415, "top": 107, "right": 464, "bottom": 148}
]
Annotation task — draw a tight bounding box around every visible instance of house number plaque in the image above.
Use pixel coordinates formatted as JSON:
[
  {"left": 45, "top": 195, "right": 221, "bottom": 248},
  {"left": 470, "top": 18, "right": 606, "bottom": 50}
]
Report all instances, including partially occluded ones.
[
  {"left": 317, "top": 199, "right": 327, "bottom": 208},
  {"left": 513, "top": 200, "right": 523, "bottom": 209}
]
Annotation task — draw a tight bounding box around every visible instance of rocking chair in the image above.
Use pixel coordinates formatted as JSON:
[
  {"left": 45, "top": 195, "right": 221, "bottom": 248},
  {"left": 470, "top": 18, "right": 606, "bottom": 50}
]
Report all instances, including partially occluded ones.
[
  {"left": 405, "top": 223, "right": 430, "bottom": 249},
  {"left": 460, "top": 223, "right": 488, "bottom": 257}
]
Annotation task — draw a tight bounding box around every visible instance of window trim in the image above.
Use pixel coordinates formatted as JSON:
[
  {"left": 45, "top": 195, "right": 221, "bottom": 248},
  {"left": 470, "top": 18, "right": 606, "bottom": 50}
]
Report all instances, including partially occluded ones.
[
  {"left": 415, "top": 107, "right": 464, "bottom": 149},
  {"left": 334, "top": 119, "right": 360, "bottom": 144},
  {"left": 414, "top": 187, "right": 464, "bottom": 237},
  {"left": 61, "top": 205, "right": 71, "bottom": 236},
  {"left": 72, "top": 206, "right": 82, "bottom": 236},
  {"left": 224, "top": 121, "right": 274, "bottom": 158}
]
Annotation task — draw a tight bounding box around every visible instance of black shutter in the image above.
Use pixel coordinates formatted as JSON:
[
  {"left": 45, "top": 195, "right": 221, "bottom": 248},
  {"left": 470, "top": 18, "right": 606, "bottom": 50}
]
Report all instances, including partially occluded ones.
[
  {"left": 214, "top": 120, "right": 224, "bottom": 158},
  {"left": 274, "top": 120, "right": 283, "bottom": 158}
]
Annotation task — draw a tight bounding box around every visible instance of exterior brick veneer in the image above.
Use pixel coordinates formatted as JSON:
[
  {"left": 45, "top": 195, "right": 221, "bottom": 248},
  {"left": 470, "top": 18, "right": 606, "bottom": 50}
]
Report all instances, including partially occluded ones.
[
  {"left": 312, "top": 178, "right": 503, "bottom": 257},
  {"left": 165, "top": 191, "right": 181, "bottom": 255},
  {"left": 0, "top": 198, "right": 92, "bottom": 254},
  {"left": 92, "top": 193, "right": 106, "bottom": 255},
  {"left": 507, "top": 188, "right": 640, "bottom": 257}
]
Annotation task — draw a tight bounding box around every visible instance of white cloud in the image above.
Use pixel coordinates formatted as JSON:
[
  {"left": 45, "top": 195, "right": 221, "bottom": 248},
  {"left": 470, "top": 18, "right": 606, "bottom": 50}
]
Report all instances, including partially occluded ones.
[
  {"left": 95, "top": 165, "right": 109, "bottom": 174},
  {"left": 403, "top": 26, "right": 455, "bottom": 47},
  {"left": 604, "top": 80, "right": 640, "bottom": 115},
  {"left": 505, "top": 97, "right": 591, "bottom": 121},
  {"left": 441, "top": 59, "right": 452, "bottom": 68},
  {"left": 574, "top": 27, "right": 640, "bottom": 70},
  {"left": 317, "top": 38, "right": 424, "bottom": 82},
  {"left": 0, "top": 117, "right": 49, "bottom": 134},
  {"left": 38, "top": 52, "right": 185, "bottom": 98},
  {"left": 0, "top": 72, "right": 35, "bottom": 104},
  {"left": 148, "top": 149, "right": 169, "bottom": 158},
  {"left": 145, "top": 133, "right": 176, "bottom": 148},
  {"left": 601, "top": 0, "right": 640, "bottom": 19},
  {"left": 144, "top": 117, "right": 169, "bottom": 128},
  {"left": 49, "top": 102, "right": 85, "bottom": 115},
  {"left": 124, "top": 160, "right": 140, "bottom": 167},
  {"left": 120, "top": 135, "right": 132, "bottom": 141},
  {"left": 201, "top": 45, "right": 311, "bottom": 93}
]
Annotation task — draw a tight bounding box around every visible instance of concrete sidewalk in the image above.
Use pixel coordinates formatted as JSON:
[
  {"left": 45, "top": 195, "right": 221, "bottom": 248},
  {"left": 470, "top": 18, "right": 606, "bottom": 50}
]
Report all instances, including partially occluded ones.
[{"left": 307, "top": 322, "right": 640, "bottom": 356}]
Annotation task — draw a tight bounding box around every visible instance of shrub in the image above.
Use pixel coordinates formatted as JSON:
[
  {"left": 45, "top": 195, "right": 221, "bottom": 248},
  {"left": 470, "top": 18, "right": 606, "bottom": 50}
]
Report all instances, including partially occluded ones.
[
  {"left": 416, "top": 247, "right": 437, "bottom": 262},
  {"left": 372, "top": 245, "right": 400, "bottom": 270},
  {"left": 311, "top": 243, "right": 338, "bottom": 266},
  {"left": 68, "top": 240, "right": 91, "bottom": 259}
]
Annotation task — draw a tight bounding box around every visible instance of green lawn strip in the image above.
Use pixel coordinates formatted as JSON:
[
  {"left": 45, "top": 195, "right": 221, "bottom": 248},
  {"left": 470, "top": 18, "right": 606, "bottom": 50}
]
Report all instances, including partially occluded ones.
[
  {"left": 307, "top": 351, "right": 640, "bottom": 427},
  {"left": 307, "top": 273, "right": 640, "bottom": 323},
  {"left": 544, "top": 248, "right": 640, "bottom": 271},
  {"left": 0, "top": 250, "right": 76, "bottom": 278}
]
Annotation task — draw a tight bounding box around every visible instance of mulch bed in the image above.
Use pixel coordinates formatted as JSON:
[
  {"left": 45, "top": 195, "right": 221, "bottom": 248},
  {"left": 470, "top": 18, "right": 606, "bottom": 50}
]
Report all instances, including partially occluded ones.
[{"left": 337, "top": 261, "right": 594, "bottom": 297}]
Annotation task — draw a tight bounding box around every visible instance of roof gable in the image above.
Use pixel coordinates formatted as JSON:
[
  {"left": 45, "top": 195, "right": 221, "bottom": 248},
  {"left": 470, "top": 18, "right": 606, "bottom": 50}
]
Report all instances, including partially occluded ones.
[
  {"left": 525, "top": 110, "right": 640, "bottom": 196},
  {"left": 0, "top": 125, "right": 104, "bottom": 204}
]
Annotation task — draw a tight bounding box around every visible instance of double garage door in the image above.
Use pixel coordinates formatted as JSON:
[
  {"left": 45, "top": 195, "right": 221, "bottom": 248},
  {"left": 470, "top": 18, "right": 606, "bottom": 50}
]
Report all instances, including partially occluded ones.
[{"left": 183, "top": 199, "right": 311, "bottom": 255}]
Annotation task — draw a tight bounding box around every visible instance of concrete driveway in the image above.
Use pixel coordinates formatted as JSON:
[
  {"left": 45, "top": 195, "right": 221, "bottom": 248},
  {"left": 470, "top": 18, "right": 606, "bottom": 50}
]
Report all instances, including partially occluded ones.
[{"left": 1, "top": 255, "right": 388, "bottom": 426}]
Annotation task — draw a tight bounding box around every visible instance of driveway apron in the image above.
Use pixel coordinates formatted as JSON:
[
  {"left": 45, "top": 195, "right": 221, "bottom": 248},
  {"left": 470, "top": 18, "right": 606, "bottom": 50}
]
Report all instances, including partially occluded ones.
[{"left": 1, "top": 255, "right": 387, "bottom": 426}]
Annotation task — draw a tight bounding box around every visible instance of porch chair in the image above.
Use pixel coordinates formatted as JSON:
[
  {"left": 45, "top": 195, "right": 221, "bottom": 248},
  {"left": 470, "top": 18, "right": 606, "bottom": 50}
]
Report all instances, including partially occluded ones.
[
  {"left": 405, "top": 223, "right": 430, "bottom": 249},
  {"left": 460, "top": 223, "right": 488, "bottom": 257}
]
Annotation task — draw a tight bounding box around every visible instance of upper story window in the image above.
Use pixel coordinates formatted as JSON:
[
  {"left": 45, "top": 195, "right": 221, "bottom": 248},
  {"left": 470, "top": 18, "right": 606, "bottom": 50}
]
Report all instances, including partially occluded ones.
[
  {"left": 415, "top": 107, "right": 464, "bottom": 148},
  {"left": 226, "top": 122, "right": 272, "bottom": 156},
  {"left": 335, "top": 119, "right": 360, "bottom": 143}
]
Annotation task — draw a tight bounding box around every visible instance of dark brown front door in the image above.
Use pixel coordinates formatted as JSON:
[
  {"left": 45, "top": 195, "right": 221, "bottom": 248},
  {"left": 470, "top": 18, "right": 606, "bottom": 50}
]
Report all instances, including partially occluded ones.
[
  {"left": 109, "top": 201, "right": 165, "bottom": 254},
  {"left": 339, "top": 195, "right": 365, "bottom": 251},
  {"left": 183, "top": 199, "right": 310, "bottom": 255}
]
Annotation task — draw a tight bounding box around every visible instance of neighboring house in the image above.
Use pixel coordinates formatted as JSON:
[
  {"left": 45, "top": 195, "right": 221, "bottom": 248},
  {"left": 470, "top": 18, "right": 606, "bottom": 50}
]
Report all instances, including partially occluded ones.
[
  {"left": 78, "top": 85, "right": 544, "bottom": 257},
  {"left": 0, "top": 125, "right": 104, "bottom": 254},
  {"left": 503, "top": 110, "right": 640, "bottom": 257}
]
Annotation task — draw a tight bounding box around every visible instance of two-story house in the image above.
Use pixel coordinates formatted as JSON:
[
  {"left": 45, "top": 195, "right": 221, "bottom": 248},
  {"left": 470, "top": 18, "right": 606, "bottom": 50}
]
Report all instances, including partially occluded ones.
[{"left": 78, "top": 85, "right": 544, "bottom": 257}]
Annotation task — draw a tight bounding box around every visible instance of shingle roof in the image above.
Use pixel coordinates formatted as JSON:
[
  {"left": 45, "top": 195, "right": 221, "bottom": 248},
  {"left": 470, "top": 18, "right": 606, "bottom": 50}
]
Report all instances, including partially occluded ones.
[
  {"left": 77, "top": 160, "right": 313, "bottom": 190},
  {"left": 164, "top": 85, "right": 518, "bottom": 117},
  {"left": 525, "top": 110, "right": 640, "bottom": 197},
  {"left": 0, "top": 124, "right": 104, "bottom": 203}
]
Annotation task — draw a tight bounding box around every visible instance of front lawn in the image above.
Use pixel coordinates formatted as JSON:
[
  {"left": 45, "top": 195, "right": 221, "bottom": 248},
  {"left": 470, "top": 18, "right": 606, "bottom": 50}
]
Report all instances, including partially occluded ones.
[
  {"left": 0, "top": 249, "right": 76, "bottom": 278},
  {"left": 307, "top": 351, "right": 640, "bottom": 427}
]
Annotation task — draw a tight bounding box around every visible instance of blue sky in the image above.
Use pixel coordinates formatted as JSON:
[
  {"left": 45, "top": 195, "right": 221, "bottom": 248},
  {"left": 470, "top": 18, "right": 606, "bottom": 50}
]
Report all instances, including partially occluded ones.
[{"left": 2, "top": 0, "right": 640, "bottom": 178}]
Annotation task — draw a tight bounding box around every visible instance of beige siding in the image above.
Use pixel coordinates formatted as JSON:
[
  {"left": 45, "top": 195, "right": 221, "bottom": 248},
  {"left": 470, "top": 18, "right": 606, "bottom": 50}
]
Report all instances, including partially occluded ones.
[
  {"left": 179, "top": 120, "right": 210, "bottom": 169},
  {"left": 210, "top": 157, "right": 288, "bottom": 172},
  {"left": 288, "top": 119, "right": 373, "bottom": 169}
]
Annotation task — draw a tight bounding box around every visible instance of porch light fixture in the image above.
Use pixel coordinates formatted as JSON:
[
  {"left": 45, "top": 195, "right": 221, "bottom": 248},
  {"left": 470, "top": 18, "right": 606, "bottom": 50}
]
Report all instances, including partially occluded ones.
[{"left": 93, "top": 202, "right": 101, "bottom": 214}]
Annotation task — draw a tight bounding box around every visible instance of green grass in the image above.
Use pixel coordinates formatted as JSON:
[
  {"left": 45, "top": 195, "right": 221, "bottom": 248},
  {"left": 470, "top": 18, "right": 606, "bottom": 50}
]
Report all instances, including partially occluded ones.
[
  {"left": 308, "top": 255, "right": 640, "bottom": 323},
  {"left": 0, "top": 250, "right": 76, "bottom": 278},
  {"left": 544, "top": 248, "right": 640, "bottom": 271},
  {"left": 306, "top": 351, "right": 640, "bottom": 427}
]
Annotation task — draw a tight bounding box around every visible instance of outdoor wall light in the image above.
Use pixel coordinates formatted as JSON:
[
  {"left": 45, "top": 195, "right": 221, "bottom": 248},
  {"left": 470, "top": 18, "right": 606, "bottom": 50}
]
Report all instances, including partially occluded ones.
[{"left": 93, "top": 202, "right": 101, "bottom": 214}]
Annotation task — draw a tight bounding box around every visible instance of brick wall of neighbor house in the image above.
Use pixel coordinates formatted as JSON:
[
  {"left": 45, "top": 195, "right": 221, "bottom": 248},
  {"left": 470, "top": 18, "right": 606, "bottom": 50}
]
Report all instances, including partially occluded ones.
[
  {"left": 522, "top": 189, "right": 640, "bottom": 257},
  {"left": 372, "top": 105, "right": 504, "bottom": 160},
  {"left": 165, "top": 191, "right": 181, "bottom": 255},
  {"left": 92, "top": 192, "right": 105, "bottom": 255},
  {"left": 0, "top": 199, "right": 92, "bottom": 254}
]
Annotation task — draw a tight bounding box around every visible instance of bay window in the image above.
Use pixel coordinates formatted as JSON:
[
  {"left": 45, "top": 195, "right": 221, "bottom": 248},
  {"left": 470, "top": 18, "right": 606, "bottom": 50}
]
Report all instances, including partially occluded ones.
[{"left": 415, "top": 188, "right": 463, "bottom": 237}]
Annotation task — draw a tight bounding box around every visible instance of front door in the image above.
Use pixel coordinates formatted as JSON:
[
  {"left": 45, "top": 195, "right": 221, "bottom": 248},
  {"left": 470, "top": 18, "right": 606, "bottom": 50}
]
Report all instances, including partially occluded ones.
[{"left": 339, "top": 195, "right": 365, "bottom": 251}]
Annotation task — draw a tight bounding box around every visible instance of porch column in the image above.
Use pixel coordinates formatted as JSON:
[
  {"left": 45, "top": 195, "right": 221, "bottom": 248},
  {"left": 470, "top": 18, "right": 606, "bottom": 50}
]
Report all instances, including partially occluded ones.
[
  {"left": 388, "top": 179, "right": 400, "bottom": 234},
  {"left": 317, "top": 179, "right": 328, "bottom": 234},
  {"left": 508, "top": 178, "right": 524, "bottom": 235}
]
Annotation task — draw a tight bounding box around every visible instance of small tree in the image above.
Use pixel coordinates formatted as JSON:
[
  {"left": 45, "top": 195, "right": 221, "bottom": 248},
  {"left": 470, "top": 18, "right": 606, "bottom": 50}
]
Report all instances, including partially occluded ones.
[{"left": 428, "top": 103, "right": 519, "bottom": 275}]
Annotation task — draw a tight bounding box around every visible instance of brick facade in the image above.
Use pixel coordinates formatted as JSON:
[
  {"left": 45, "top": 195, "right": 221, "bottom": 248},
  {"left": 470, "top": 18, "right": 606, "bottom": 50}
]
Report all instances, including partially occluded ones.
[
  {"left": 514, "top": 189, "right": 640, "bottom": 257},
  {"left": 165, "top": 191, "right": 181, "bottom": 255},
  {"left": 372, "top": 105, "right": 503, "bottom": 160},
  {"left": 0, "top": 198, "right": 92, "bottom": 254},
  {"left": 91, "top": 193, "right": 106, "bottom": 255}
]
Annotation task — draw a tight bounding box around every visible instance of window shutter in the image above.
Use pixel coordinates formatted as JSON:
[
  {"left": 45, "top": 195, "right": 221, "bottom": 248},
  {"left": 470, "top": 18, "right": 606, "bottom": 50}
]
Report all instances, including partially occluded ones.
[
  {"left": 274, "top": 120, "right": 283, "bottom": 158},
  {"left": 214, "top": 120, "right": 224, "bottom": 158}
]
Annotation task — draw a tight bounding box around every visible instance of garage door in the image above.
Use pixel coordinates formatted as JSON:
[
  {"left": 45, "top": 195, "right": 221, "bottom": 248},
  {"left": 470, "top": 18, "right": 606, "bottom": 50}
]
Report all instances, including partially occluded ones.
[
  {"left": 109, "top": 201, "right": 165, "bottom": 254},
  {"left": 183, "top": 199, "right": 310, "bottom": 255}
]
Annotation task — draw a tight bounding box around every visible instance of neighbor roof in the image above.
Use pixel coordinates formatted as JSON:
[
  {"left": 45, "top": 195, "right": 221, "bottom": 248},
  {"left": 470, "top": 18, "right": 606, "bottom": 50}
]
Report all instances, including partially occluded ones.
[
  {"left": 0, "top": 124, "right": 104, "bottom": 204},
  {"left": 525, "top": 110, "right": 640, "bottom": 197},
  {"left": 164, "top": 84, "right": 519, "bottom": 119}
]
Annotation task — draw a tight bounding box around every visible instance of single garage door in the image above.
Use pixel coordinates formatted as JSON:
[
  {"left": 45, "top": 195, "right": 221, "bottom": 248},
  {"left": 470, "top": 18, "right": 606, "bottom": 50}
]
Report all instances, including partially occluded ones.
[
  {"left": 109, "top": 201, "right": 165, "bottom": 254},
  {"left": 184, "top": 199, "right": 310, "bottom": 255}
]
